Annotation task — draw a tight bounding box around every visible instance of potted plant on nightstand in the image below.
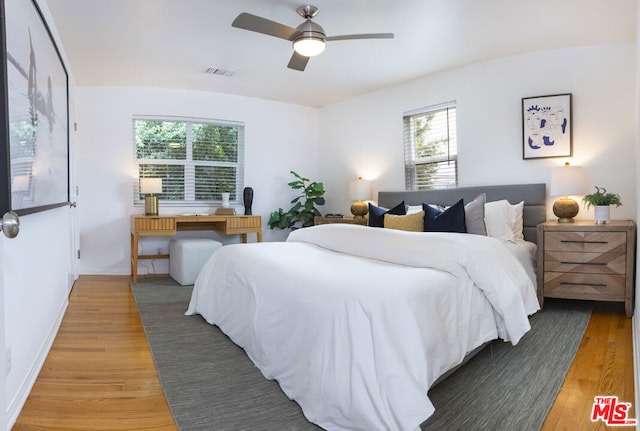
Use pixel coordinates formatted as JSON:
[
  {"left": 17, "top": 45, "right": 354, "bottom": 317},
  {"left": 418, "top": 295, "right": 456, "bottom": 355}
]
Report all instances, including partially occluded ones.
[{"left": 582, "top": 186, "right": 622, "bottom": 224}]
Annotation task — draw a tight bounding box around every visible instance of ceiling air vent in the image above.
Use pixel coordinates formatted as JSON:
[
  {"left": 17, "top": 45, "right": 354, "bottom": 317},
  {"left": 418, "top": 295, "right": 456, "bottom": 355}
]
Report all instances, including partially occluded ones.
[{"left": 205, "top": 67, "right": 236, "bottom": 77}]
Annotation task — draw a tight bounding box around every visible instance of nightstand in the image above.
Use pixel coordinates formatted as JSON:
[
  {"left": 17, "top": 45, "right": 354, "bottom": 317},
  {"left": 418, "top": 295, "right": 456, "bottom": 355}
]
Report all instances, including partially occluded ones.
[
  {"left": 537, "top": 220, "right": 636, "bottom": 317},
  {"left": 314, "top": 216, "right": 367, "bottom": 226}
]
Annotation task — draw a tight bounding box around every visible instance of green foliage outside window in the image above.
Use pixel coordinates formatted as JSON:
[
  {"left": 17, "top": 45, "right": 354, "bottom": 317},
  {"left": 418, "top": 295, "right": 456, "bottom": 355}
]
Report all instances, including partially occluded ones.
[{"left": 135, "top": 118, "right": 243, "bottom": 204}]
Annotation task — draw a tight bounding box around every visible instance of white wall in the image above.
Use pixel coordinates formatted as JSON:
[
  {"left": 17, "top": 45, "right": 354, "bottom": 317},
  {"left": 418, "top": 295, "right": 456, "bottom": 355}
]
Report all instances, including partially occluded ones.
[
  {"left": 3, "top": 208, "right": 72, "bottom": 424},
  {"left": 76, "top": 86, "right": 320, "bottom": 275},
  {"left": 1, "top": 1, "right": 78, "bottom": 428},
  {"left": 319, "top": 44, "right": 637, "bottom": 224}
]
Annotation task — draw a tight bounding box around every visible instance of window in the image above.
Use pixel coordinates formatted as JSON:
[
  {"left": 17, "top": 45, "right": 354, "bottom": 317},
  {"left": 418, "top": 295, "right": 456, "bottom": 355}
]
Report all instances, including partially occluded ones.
[
  {"left": 403, "top": 101, "right": 457, "bottom": 190},
  {"left": 134, "top": 117, "right": 244, "bottom": 206}
]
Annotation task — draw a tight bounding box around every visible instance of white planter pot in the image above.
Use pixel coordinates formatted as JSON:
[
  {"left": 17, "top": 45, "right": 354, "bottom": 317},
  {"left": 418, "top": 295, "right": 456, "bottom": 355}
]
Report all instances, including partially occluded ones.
[
  {"left": 594, "top": 205, "right": 610, "bottom": 224},
  {"left": 221, "top": 192, "right": 230, "bottom": 208}
]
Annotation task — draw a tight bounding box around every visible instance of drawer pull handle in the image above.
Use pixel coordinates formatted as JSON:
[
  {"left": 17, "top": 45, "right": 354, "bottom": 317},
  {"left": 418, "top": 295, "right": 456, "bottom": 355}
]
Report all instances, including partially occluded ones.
[
  {"left": 560, "top": 240, "right": 608, "bottom": 244},
  {"left": 560, "top": 282, "right": 607, "bottom": 287},
  {"left": 560, "top": 261, "right": 607, "bottom": 266}
]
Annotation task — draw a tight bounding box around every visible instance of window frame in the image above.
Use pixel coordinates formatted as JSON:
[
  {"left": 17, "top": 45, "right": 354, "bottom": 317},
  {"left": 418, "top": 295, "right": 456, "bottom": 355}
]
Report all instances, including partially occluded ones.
[
  {"left": 133, "top": 115, "right": 244, "bottom": 207},
  {"left": 403, "top": 101, "right": 457, "bottom": 190}
]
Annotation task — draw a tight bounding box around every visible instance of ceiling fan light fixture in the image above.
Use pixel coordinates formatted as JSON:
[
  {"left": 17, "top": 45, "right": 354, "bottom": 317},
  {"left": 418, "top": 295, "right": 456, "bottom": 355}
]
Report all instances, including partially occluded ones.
[{"left": 293, "top": 36, "right": 326, "bottom": 57}]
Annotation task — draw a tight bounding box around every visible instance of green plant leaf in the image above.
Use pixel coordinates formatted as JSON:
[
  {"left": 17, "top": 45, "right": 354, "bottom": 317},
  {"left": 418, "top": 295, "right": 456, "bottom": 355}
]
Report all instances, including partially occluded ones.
[
  {"left": 269, "top": 171, "right": 326, "bottom": 230},
  {"left": 290, "top": 171, "right": 309, "bottom": 182},
  {"left": 288, "top": 181, "right": 304, "bottom": 189}
]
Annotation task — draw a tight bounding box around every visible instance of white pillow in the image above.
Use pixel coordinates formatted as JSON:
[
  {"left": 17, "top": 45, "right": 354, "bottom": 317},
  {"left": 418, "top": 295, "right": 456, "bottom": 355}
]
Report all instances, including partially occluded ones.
[
  {"left": 484, "top": 200, "right": 514, "bottom": 241},
  {"left": 407, "top": 204, "right": 442, "bottom": 214},
  {"left": 406, "top": 205, "right": 423, "bottom": 215},
  {"left": 484, "top": 200, "right": 524, "bottom": 241},
  {"left": 511, "top": 201, "right": 524, "bottom": 241}
]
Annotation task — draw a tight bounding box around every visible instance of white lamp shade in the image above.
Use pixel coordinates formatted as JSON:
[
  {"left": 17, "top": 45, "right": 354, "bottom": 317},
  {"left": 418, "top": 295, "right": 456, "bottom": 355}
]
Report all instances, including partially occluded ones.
[
  {"left": 140, "top": 178, "right": 163, "bottom": 194},
  {"left": 550, "top": 166, "right": 584, "bottom": 196},
  {"left": 349, "top": 178, "right": 371, "bottom": 201},
  {"left": 293, "top": 38, "right": 326, "bottom": 57}
]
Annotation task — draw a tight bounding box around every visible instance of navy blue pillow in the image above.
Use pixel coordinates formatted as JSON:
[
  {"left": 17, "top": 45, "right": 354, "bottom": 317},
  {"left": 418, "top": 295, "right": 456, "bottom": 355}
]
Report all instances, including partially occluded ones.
[
  {"left": 368, "top": 201, "right": 406, "bottom": 228},
  {"left": 422, "top": 199, "right": 467, "bottom": 233}
]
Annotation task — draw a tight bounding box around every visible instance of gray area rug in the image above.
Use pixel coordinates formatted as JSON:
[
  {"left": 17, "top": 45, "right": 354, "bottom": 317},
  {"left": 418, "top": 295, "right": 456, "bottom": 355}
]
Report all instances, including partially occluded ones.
[{"left": 131, "top": 278, "right": 592, "bottom": 431}]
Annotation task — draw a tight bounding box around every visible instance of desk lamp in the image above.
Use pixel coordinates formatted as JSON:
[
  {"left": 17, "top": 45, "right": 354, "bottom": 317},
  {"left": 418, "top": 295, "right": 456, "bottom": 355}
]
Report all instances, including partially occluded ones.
[{"left": 141, "top": 178, "right": 163, "bottom": 216}]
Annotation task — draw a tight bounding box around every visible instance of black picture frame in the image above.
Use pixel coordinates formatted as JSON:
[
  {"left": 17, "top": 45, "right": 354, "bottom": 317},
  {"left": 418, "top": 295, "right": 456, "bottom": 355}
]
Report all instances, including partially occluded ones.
[
  {"left": 522, "top": 93, "right": 572, "bottom": 160},
  {"left": 0, "top": 0, "right": 70, "bottom": 217}
]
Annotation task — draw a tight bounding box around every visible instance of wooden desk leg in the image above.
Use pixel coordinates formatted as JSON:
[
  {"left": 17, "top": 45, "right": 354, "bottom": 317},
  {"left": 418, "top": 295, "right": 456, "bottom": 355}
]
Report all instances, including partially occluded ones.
[
  {"left": 241, "top": 233, "right": 248, "bottom": 243},
  {"left": 257, "top": 230, "right": 262, "bottom": 242},
  {"left": 131, "top": 232, "right": 139, "bottom": 284}
]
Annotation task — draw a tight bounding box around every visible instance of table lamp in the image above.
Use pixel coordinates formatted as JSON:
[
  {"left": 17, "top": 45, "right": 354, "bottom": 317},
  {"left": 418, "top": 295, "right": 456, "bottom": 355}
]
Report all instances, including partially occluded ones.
[
  {"left": 550, "top": 163, "right": 584, "bottom": 223},
  {"left": 349, "top": 177, "right": 371, "bottom": 220},
  {"left": 141, "top": 178, "right": 163, "bottom": 216}
]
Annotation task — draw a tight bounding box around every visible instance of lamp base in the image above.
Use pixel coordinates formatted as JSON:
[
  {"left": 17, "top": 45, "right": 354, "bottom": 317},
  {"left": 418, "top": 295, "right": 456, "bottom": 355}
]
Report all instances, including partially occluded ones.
[
  {"left": 350, "top": 200, "right": 368, "bottom": 220},
  {"left": 145, "top": 195, "right": 159, "bottom": 216},
  {"left": 553, "top": 197, "right": 578, "bottom": 223}
]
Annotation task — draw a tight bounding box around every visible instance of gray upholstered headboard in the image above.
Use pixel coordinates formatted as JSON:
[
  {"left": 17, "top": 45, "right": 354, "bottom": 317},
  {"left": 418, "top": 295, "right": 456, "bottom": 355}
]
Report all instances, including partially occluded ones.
[{"left": 378, "top": 183, "right": 546, "bottom": 244}]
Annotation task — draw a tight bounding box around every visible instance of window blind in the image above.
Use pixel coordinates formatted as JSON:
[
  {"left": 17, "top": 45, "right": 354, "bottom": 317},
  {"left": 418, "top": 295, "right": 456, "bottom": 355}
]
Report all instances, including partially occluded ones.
[
  {"left": 134, "top": 117, "right": 244, "bottom": 206},
  {"left": 403, "top": 102, "right": 457, "bottom": 190}
]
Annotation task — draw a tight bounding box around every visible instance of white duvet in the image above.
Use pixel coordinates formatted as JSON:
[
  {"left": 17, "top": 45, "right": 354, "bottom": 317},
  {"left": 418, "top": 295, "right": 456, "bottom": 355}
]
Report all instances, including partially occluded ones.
[{"left": 186, "top": 224, "right": 539, "bottom": 431}]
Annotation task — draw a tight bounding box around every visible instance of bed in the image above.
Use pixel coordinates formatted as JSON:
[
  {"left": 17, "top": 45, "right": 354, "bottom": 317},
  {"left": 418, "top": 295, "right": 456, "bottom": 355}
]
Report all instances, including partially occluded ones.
[{"left": 186, "top": 183, "right": 546, "bottom": 431}]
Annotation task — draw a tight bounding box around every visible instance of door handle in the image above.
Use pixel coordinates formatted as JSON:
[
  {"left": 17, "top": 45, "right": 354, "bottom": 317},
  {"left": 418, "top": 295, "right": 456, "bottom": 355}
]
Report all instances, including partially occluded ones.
[{"left": 1, "top": 212, "right": 19, "bottom": 238}]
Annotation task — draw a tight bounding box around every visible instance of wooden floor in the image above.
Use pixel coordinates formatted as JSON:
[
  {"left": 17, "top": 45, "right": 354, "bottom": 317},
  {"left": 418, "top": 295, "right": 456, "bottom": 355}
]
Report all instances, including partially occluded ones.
[
  {"left": 12, "top": 275, "right": 636, "bottom": 431},
  {"left": 12, "top": 275, "right": 176, "bottom": 431},
  {"left": 541, "top": 300, "right": 636, "bottom": 431}
]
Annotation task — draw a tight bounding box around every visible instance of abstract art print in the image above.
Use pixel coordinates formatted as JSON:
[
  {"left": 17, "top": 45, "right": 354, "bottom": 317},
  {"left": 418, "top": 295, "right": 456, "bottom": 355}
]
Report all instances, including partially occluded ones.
[
  {"left": 522, "top": 94, "right": 572, "bottom": 160},
  {"left": 1, "top": 0, "right": 69, "bottom": 215}
]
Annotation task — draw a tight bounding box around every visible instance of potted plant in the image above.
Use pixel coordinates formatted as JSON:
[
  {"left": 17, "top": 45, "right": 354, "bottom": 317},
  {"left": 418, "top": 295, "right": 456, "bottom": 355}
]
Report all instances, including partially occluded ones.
[
  {"left": 215, "top": 179, "right": 234, "bottom": 208},
  {"left": 582, "top": 186, "right": 622, "bottom": 224},
  {"left": 269, "top": 171, "right": 325, "bottom": 229}
]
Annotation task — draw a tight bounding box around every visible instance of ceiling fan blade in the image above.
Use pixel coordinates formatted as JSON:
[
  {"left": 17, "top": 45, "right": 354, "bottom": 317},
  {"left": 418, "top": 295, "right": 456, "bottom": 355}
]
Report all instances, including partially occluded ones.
[
  {"left": 287, "top": 52, "right": 310, "bottom": 71},
  {"left": 326, "top": 33, "right": 394, "bottom": 42},
  {"left": 232, "top": 13, "right": 298, "bottom": 40}
]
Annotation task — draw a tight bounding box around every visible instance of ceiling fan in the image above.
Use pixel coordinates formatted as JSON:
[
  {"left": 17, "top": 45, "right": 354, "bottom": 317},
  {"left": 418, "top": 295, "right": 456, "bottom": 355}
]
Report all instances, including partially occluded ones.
[{"left": 232, "top": 5, "right": 394, "bottom": 71}]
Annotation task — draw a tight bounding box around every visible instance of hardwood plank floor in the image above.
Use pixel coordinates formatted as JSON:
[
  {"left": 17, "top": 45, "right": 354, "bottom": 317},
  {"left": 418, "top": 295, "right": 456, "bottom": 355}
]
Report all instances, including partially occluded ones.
[
  {"left": 541, "top": 301, "right": 635, "bottom": 431},
  {"left": 12, "top": 276, "right": 635, "bottom": 430},
  {"left": 12, "top": 275, "right": 176, "bottom": 431}
]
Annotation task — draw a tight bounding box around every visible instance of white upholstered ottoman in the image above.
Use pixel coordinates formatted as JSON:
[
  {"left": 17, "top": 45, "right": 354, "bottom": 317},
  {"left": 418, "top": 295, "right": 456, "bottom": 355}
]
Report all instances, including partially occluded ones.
[{"left": 169, "top": 238, "right": 222, "bottom": 285}]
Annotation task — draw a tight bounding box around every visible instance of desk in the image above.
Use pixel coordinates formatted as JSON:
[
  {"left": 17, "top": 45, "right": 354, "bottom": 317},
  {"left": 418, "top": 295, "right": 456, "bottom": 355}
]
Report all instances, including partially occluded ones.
[{"left": 131, "top": 214, "right": 262, "bottom": 283}]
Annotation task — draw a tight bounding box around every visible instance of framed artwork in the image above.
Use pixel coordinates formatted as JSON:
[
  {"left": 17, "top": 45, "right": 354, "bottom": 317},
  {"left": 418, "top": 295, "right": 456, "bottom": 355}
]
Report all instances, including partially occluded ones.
[
  {"left": 522, "top": 93, "right": 572, "bottom": 160},
  {"left": 0, "top": 0, "right": 70, "bottom": 216}
]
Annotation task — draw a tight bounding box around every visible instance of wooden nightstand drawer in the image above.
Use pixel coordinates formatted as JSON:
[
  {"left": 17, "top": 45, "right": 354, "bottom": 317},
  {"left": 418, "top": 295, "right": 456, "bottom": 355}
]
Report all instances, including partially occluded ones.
[
  {"left": 544, "top": 231, "right": 626, "bottom": 253},
  {"left": 543, "top": 251, "right": 627, "bottom": 275},
  {"left": 544, "top": 272, "right": 626, "bottom": 299},
  {"left": 537, "top": 220, "right": 635, "bottom": 317}
]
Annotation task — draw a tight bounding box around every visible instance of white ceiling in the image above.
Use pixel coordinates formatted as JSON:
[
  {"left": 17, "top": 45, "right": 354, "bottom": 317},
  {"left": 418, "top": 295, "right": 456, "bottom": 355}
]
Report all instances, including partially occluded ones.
[{"left": 45, "top": 0, "right": 637, "bottom": 108}]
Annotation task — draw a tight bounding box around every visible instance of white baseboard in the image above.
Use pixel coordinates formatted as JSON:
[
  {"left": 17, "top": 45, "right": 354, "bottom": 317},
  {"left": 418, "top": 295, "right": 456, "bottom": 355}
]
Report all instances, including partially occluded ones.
[{"left": 5, "top": 297, "right": 68, "bottom": 430}]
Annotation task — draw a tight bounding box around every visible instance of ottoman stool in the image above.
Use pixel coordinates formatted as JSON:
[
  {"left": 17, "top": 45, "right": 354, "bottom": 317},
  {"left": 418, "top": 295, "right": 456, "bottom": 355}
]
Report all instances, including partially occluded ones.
[{"left": 169, "top": 238, "right": 222, "bottom": 285}]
